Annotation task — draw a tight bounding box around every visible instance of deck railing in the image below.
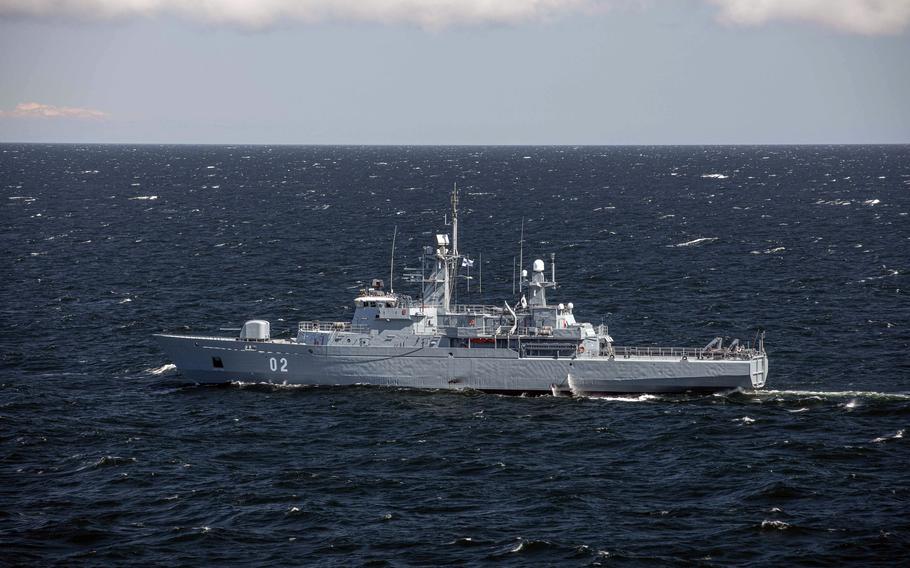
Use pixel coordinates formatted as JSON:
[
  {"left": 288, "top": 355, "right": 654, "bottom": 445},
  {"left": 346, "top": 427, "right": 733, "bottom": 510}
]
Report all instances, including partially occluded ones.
[
  {"left": 608, "top": 345, "right": 759, "bottom": 361},
  {"left": 450, "top": 304, "right": 504, "bottom": 316},
  {"left": 298, "top": 321, "right": 369, "bottom": 334}
]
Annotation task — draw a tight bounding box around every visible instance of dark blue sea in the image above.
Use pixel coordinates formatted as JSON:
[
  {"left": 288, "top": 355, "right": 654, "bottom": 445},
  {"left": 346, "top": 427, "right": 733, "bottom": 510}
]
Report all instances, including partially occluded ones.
[{"left": 2, "top": 144, "right": 909, "bottom": 566}]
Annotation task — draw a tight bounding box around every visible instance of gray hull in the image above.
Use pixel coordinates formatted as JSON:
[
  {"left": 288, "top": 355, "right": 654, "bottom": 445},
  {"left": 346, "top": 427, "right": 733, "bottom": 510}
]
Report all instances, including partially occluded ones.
[{"left": 154, "top": 334, "right": 768, "bottom": 394}]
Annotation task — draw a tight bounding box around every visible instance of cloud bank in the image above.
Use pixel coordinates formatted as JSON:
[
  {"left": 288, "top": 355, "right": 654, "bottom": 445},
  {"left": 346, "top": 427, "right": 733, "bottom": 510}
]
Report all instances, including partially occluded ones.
[
  {"left": 708, "top": 0, "right": 910, "bottom": 36},
  {"left": 0, "top": 0, "right": 908, "bottom": 34},
  {"left": 0, "top": 102, "right": 108, "bottom": 119},
  {"left": 0, "top": 0, "right": 594, "bottom": 29}
]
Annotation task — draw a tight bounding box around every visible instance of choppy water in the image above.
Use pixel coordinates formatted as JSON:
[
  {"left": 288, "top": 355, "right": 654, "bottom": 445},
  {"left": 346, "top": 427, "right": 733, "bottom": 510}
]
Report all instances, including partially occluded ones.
[{"left": 2, "top": 144, "right": 909, "bottom": 565}]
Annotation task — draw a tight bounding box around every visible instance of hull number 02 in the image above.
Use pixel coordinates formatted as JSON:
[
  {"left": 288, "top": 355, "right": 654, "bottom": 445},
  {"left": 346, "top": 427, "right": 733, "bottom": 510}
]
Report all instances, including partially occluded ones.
[{"left": 269, "top": 357, "right": 288, "bottom": 372}]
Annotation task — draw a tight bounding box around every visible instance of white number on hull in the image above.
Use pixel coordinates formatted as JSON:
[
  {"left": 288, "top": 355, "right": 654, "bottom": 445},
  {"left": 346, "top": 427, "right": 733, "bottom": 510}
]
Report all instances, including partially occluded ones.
[{"left": 269, "top": 357, "right": 288, "bottom": 372}]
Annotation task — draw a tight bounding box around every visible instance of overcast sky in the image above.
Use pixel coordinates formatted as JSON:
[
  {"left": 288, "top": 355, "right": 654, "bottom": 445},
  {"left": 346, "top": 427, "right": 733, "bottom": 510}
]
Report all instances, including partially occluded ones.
[{"left": 1, "top": 0, "right": 908, "bottom": 144}]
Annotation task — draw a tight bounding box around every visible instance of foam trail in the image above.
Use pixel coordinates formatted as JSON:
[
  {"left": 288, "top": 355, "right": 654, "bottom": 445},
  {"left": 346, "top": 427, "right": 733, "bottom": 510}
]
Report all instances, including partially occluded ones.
[
  {"left": 590, "top": 394, "right": 660, "bottom": 402},
  {"left": 760, "top": 389, "right": 910, "bottom": 401},
  {"left": 231, "top": 380, "right": 312, "bottom": 390}
]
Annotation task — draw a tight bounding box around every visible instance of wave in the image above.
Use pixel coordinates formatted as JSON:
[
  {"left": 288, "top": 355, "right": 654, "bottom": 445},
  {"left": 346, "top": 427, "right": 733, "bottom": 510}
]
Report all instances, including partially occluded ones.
[
  {"left": 872, "top": 429, "right": 905, "bottom": 443},
  {"left": 230, "top": 380, "right": 313, "bottom": 390},
  {"left": 129, "top": 195, "right": 158, "bottom": 200},
  {"left": 148, "top": 363, "right": 176, "bottom": 375},
  {"left": 701, "top": 173, "right": 729, "bottom": 179},
  {"left": 854, "top": 268, "right": 899, "bottom": 283},
  {"left": 669, "top": 237, "right": 718, "bottom": 248},
  {"left": 77, "top": 455, "right": 138, "bottom": 471},
  {"left": 588, "top": 394, "right": 660, "bottom": 403},
  {"left": 757, "top": 389, "right": 910, "bottom": 401},
  {"left": 751, "top": 246, "right": 786, "bottom": 254},
  {"left": 760, "top": 519, "right": 790, "bottom": 530}
]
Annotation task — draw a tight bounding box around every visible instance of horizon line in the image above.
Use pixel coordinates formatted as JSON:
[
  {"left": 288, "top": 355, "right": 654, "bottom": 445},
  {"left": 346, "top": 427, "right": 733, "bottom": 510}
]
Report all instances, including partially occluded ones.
[{"left": 2, "top": 141, "right": 909, "bottom": 147}]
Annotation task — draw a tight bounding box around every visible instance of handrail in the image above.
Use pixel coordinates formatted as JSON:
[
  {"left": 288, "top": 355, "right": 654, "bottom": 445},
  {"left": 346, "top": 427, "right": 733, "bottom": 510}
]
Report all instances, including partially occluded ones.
[
  {"left": 451, "top": 304, "right": 503, "bottom": 315},
  {"left": 606, "top": 345, "right": 759, "bottom": 361},
  {"left": 298, "top": 321, "right": 369, "bottom": 334}
]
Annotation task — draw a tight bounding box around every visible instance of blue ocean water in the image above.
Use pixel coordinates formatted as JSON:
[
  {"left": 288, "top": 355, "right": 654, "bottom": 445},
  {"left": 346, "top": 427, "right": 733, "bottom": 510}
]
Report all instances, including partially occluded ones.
[{"left": 1, "top": 144, "right": 909, "bottom": 565}]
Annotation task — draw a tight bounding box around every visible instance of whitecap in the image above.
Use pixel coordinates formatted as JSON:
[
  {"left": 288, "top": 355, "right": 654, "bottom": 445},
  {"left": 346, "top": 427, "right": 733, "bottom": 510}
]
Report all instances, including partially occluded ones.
[
  {"left": 148, "top": 363, "right": 176, "bottom": 375},
  {"left": 761, "top": 520, "right": 790, "bottom": 530},
  {"left": 669, "top": 237, "right": 718, "bottom": 248},
  {"left": 863, "top": 199, "right": 880, "bottom": 206},
  {"left": 701, "top": 173, "right": 729, "bottom": 179},
  {"left": 872, "top": 429, "right": 904, "bottom": 443},
  {"left": 129, "top": 195, "right": 158, "bottom": 200}
]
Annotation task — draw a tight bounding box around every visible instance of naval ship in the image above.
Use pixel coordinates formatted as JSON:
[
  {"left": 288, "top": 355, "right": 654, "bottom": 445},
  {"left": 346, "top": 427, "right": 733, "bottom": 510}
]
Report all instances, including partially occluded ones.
[{"left": 155, "top": 187, "right": 768, "bottom": 395}]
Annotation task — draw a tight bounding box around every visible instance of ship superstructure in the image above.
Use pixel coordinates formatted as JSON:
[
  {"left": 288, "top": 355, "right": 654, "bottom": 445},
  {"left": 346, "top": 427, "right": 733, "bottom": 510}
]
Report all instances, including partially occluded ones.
[{"left": 155, "top": 187, "right": 768, "bottom": 394}]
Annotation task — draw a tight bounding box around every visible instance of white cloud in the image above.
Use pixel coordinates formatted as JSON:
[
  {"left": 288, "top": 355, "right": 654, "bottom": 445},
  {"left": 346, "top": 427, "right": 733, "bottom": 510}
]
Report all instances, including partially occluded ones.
[
  {"left": 0, "top": 0, "right": 907, "bottom": 34},
  {"left": 707, "top": 0, "right": 910, "bottom": 36},
  {"left": 0, "top": 0, "right": 597, "bottom": 29},
  {"left": 0, "top": 101, "right": 108, "bottom": 119}
]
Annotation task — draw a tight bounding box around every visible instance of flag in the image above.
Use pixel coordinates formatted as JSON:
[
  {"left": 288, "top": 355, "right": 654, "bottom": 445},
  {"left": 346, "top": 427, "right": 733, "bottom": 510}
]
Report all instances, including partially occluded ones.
[{"left": 462, "top": 258, "right": 474, "bottom": 268}]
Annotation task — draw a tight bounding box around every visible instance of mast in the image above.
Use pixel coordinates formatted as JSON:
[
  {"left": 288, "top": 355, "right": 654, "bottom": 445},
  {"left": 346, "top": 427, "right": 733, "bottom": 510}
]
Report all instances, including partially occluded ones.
[
  {"left": 451, "top": 183, "right": 459, "bottom": 258},
  {"left": 550, "top": 252, "right": 555, "bottom": 286},
  {"left": 518, "top": 218, "right": 524, "bottom": 294},
  {"left": 389, "top": 225, "right": 397, "bottom": 293},
  {"left": 448, "top": 183, "right": 459, "bottom": 309}
]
